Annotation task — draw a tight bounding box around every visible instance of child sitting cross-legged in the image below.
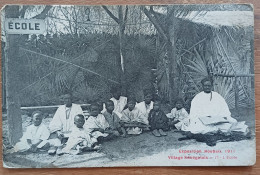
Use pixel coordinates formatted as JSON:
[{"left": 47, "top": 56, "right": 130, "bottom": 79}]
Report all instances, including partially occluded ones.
[
  {"left": 85, "top": 103, "right": 119, "bottom": 143},
  {"left": 103, "top": 100, "right": 126, "bottom": 137},
  {"left": 120, "top": 96, "right": 149, "bottom": 136},
  {"left": 167, "top": 97, "right": 189, "bottom": 131},
  {"left": 12, "top": 111, "right": 50, "bottom": 153},
  {"left": 148, "top": 98, "right": 169, "bottom": 137},
  {"left": 61, "top": 114, "right": 98, "bottom": 155}
]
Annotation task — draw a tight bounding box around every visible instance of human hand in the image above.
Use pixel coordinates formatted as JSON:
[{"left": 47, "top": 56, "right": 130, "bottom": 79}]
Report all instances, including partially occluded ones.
[
  {"left": 183, "top": 121, "right": 189, "bottom": 126},
  {"left": 57, "top": 131, "right": 64, "bottom": 139}
]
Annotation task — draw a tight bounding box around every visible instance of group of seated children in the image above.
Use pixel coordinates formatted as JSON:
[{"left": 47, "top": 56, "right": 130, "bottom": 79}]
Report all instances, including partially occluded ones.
[{"left": 12, "top": 88, "right": 189, "bottom": 155}]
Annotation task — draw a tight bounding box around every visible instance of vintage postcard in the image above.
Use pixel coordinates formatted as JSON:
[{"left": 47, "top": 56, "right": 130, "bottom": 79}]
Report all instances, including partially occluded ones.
[{"left": 1, "top": 4, "right": 256, "bottom": 168}]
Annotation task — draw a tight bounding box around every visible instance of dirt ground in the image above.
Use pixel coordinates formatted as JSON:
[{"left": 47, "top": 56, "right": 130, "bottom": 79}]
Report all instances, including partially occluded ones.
[{"left": 2, "top": 107, "right": 256, "bottom": 168}]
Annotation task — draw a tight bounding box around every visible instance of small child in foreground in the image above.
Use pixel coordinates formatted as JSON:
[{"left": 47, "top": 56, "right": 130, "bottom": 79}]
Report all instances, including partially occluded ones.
[
  {"left": 148, "top": 99, "right": 169, "bottom": 137},
  {"left": 13, "top": 111, "right": 50, "bottom": 153},
  {"left": 61, "top": 114, "right": 97, "bottom": 155},
  {"left": 167, "top": 98, "right": 189, "bottom": 130},
  {"left": 120, "top": 97, "right": 149, "bottom": 136}
]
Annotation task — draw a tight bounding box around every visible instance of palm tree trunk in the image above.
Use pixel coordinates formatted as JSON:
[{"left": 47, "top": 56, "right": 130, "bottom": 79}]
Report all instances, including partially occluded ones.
[
  {"left": 167, "top": 9, "right": 179, "bottom": 103},
  {"left": 143, "top": 6, "right": 179, "bottom": 103},
  {"left": 102, "top": 5, "right": 128, "bottom": 93},
  {"left": 166, "top": 40, "right": 179, "bottom": 103}
]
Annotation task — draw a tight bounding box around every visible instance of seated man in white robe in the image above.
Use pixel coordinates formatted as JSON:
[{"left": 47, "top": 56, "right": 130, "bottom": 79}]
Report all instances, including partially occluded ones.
[
  {"left": 120, "top": 96, "right": 149, "bottom": 135},
  {"left": 179, "top": 77, "right": 250, "bottom": 146},
  {"left": 136, "top": 89, "right": 154, "bottom": 121},
  {"left": 13, "top": 111, "right": 50, "bottom": 153},
  {"left": 85, "top": 103, "right": 118, "bottom": 143},
  {"left": 102, "top": 86, "right": 127, "bottom": 119},
  {"left": 48, "top": 91, "right": 83, "bottom": 154},
  {"left": 61, "top": 115, "right": 97, "bottom": 155}
]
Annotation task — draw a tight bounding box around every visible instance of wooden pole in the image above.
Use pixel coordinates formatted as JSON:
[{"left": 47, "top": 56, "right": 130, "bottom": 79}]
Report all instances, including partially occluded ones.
[
  {"left": 214, "top": 73, "right": 254, "bottom": 77},
  {"left": 234, "top": 76, "right": 238, "bottom": 111},
  {"left": 4, "top": 5, "right": 23, "bottom": 145}
]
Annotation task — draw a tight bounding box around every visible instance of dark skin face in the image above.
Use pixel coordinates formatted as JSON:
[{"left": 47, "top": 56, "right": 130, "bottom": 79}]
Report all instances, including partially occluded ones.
[
  {"left": 175, "top": 101, "right": 183, "bottom": 110},
  {"left": 90, "top": 106, "right": 100, "bottom": 117},
  {"left": 106, "top": 102, "right": 114, "bottom": 114},
  {"left": 63, "top": 94, "right": 72, "bottom": 107},
  {"left": 144, "top": 94, "right": 153, "bottom": 105},
  {"left": 74, "top": 116, "right": 85, "bottom": 128},
  {"left": 153, "top": 102, "right": 160, "bottom": 111},
  {"left": 112, "top": 91, "right": 121, "bottom": 100},
  {"left": 33, "top": 113, "right": 43, "bottom": 126},
  {"left": 127, "top": 101, "right": 136, "bottom": 111},
  {"left": 202, "top": 81, "right": 213, "bottom": 93}
]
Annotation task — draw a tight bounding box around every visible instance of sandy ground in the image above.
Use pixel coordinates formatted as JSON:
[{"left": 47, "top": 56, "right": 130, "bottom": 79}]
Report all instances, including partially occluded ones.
[{"left": 2, "top": 107, "right": 256, "bottom": 168}]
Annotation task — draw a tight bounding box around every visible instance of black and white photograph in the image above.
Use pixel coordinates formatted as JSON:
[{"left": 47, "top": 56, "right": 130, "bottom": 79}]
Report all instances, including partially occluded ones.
[{"left": 1, "top": 4, "right": 256, "bottom": 168}]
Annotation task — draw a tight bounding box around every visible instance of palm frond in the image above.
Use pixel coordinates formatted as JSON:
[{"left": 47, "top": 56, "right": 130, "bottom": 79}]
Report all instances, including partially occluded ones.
[{"left": 213, "top": 77, "right": 235, "bottom": 109}]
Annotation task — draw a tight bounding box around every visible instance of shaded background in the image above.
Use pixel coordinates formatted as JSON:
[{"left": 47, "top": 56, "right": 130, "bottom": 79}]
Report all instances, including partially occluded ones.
[{"left": 0, "top": 0, "right": 259, "bottom": 174}]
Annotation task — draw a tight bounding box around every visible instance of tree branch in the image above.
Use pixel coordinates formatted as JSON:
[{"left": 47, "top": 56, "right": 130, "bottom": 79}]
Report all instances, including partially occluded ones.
[
  {"left": 33, "top": 5, "right": 52, "bottom": 19},
  {"left": 102, "top": 5, "right": 119, "bottom": 24},
  {"left": 19, "top": 5, "right": 29, "bottom": 18},
  {"left": 122, "top": 5, "right": 128, "bottom": 32},
  {"left": 142, "top": 6, "right": 168, "bottom": 42}
]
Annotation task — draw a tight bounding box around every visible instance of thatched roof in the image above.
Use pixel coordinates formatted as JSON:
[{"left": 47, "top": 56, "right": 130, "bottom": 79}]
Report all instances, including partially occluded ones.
[{"left": 178, "top": 11, "right": 253, "bottom": 28}]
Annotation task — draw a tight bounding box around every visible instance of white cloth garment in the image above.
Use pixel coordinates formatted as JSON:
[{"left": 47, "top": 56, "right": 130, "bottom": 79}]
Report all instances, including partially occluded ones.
[
  {"left": 167, "top": 108, "right": 189, "bottom": 130},
  {"left": 184, "top": 91, "right": 248, "bottom": 134},
  {"left": 136, "top": 101, "right": 154, "bottom": 119},
  {"left": 62, "top": 126, "right": 97, "bottom": 153},
  {"left": 49, "top": 103, "right": 83, "bottom": 134},
  {"left": 102, "top": 96, "right": 127, "bottom": 119},
  {"left": 85, "top": 114, "right": 110, "bottom": 138},
  {"left": 14, "top": 123, "right": 50, "bottom": 152},
  {"left": 121, "top": 107, "right": 148, "bottom": 135}
]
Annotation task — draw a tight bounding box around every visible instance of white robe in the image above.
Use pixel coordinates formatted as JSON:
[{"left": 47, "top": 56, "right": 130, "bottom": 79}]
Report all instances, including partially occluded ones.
[
  {"left": 14, "top": 123, "right": 50, "bottom": 152},
  {"left": 167, "top": 108, "right": 189, "bottom": 130},
  {"left": 121, "top": 107, "right": 148, "bottom": 135},
  {"left": 49, "top": 103, "right": 83, "bottom": 135},
  {"left": 136, "top": 101, "right": 153, "bottom": 120},
  {"left": 102, "top": 96, "right": 127, "bottom": 119},
  {"left": 62, "top": 126, "right": 97, "bottom": 153},
  {"left": 185, "top": 91, "right": 248, "bottom": 134},
  {"left": 85, "top": 114, "right": 110, "bottom": 138}
]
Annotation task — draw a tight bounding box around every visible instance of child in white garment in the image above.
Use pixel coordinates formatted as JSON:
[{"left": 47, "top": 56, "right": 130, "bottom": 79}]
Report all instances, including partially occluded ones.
[
  {"left": 13, "top": 111, "right": 50, "bottom": 153},
  {"left": 120, "top": 97, "right": 149, "bottom": 135},
  {"left": 167, "top": 98, "right": 189, "bottom": 131},
  {"left": 61, "top": 114, "right": 97, "bottom": 155}
]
